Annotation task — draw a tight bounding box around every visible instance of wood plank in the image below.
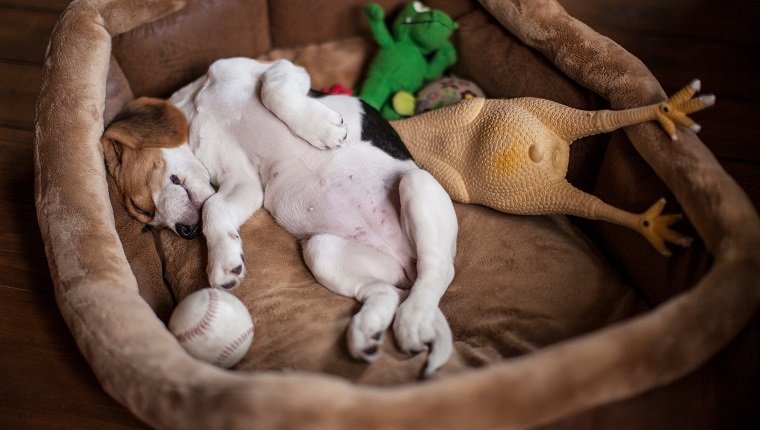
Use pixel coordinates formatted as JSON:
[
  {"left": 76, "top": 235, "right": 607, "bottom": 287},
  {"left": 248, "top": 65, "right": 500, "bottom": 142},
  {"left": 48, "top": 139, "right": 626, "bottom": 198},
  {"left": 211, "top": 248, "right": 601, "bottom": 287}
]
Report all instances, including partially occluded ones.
[
  {"left": 0, "top": 0, "right": 71, "bottom": 12},
  {"left": 0, "top": 61, "right": 41, "bottom": 129},
  {"left": 0, "top": 287, "right": 147, "bottom": 429},
  {"left": 0, "top": 7, "right": 60, "bottom": 64},
  {"left": 576, "top": 27, "right": 760, "bottom": 102},
  {"left": 0, "top": 127, "right": 35, "bottom": 203},
  {"left": 0, "top": 202, "right": 52, "bottom": 294},
  {"left": 697, "top": 98, "right": 760, "bottom": 163},
  {"left": 560, "top": 0, "right": 760, "bottom": 47}
]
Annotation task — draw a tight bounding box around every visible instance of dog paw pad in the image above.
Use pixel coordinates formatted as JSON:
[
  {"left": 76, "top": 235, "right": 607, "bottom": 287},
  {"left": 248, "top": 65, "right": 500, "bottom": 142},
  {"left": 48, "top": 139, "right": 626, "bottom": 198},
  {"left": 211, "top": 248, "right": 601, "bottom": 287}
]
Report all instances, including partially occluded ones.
[
  {"left": 362, "top": 345, "right": 379, "bottom": 356},
  {"left": 220, "top": 280, "right": 238, "bottom": 290}
]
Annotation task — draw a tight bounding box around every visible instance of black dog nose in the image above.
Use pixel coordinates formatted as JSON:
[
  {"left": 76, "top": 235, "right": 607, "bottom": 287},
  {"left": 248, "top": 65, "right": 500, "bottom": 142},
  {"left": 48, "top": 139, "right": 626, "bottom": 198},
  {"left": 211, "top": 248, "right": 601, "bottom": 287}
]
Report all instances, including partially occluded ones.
[{"left": 176, "top": 223, "right": 200, "bottom": 240}]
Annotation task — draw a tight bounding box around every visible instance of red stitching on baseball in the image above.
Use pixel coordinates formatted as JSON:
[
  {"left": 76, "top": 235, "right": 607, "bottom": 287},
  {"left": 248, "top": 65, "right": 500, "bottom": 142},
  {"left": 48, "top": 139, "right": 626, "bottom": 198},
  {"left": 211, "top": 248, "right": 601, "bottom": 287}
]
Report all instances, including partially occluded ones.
[
  {"left": 213, "top": 324, "right": 254, "bottom": 367},
  {"left": 176, "top": 289, "right": 220, "bottom": 344}
]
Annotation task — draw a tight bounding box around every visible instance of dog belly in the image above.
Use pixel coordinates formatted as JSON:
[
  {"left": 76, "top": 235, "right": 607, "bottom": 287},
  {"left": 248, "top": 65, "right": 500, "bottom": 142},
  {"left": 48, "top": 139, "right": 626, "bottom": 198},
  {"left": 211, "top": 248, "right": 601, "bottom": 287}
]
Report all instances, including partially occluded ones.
[{"left": 263, "top": 153, "right": 416, "bottom": 278}]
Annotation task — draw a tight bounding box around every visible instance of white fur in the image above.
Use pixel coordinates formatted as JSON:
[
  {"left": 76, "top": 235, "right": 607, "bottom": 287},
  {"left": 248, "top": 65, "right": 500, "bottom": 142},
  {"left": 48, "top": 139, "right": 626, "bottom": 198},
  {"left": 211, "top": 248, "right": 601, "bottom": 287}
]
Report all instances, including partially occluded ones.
[
  {"left": 151, "top": 145, "right": 215, "bottom": 232},
  {"left": 161, "top": 58, "right": 458, "bottom": 375}
]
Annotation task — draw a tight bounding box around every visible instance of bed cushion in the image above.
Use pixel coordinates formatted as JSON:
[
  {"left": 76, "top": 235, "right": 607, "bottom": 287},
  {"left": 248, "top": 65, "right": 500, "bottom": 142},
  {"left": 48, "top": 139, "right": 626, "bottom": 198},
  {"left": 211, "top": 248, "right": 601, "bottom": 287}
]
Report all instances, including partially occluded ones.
[{"left": 107, "top": 26, "right": 644, "bottom": 383}]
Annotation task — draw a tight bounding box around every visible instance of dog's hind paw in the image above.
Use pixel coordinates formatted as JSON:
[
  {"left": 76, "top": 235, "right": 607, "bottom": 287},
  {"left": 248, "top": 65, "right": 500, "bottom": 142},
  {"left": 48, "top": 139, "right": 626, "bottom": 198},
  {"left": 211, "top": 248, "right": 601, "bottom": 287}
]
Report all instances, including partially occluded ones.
[
  {"left": 347, "top": 308, "right": 390, "bottom": 363},
  {"left": 393, "top": 301, "right": 435, "bottom": 354},
  {"left": 348, "top": 325, "right": 383, "bottom": 363},
  {"left": 393, "top": 302, "right": 453, "bottom": 376}
]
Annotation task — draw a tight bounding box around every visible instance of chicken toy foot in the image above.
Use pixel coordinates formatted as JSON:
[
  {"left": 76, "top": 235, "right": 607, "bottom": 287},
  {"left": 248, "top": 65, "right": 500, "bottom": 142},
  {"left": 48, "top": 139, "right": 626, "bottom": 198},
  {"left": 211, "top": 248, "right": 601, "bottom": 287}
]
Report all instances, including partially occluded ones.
[
  {"left": 655, "top": 79, "right": 715, "bottom": 140},
  {"left": 636, "top": 198, "right": 693, "bottom": 256}
]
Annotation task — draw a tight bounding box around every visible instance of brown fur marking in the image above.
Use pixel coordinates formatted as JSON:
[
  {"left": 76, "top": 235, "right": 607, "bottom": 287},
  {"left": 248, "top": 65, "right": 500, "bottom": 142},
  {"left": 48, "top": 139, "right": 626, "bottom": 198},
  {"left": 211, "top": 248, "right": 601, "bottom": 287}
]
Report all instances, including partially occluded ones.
[
  {"left": 102, "top": 97, "right": 188, "bottom": 223},
  {"left": 105, "top": 97, "right": 189, "bottom": 150}
]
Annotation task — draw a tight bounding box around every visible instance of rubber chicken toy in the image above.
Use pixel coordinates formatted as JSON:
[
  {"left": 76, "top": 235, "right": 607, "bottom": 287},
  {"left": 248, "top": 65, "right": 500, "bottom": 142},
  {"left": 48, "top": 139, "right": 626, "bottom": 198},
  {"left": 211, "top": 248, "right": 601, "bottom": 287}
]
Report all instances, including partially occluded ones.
[{"left": 391, "top": 80, "right": 715, "bottom": 255}]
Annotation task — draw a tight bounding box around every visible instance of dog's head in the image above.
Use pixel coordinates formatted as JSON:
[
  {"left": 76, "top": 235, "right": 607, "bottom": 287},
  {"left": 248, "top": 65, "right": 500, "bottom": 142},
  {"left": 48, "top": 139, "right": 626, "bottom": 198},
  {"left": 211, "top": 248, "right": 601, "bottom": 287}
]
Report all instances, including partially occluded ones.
[{"left": 102, "top": 97, "right": 215, "bottom": 240}]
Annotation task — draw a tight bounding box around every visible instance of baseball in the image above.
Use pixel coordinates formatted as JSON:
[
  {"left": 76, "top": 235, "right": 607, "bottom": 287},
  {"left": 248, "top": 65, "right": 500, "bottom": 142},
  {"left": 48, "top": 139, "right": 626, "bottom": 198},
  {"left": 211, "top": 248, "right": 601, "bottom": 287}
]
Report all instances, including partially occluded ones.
[{"left": 168, "top": 288, "right": 254, "bottom": 368}]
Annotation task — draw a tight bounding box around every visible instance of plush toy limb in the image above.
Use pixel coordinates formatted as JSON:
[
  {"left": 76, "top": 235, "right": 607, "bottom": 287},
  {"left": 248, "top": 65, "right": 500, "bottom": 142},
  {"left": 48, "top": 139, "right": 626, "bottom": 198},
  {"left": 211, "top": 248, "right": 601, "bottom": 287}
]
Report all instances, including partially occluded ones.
[
  {"left": 381, "top": 103, "right": 402, "bottom": 120},
  {"left": 364, "top": 3, "right": 394, "bottom": 48},
  {"left": 424, "top": 41, "right": 457, "bottom": 80},
  {"left": 360, "top": 73, "right": 394, "bottom": 112}
]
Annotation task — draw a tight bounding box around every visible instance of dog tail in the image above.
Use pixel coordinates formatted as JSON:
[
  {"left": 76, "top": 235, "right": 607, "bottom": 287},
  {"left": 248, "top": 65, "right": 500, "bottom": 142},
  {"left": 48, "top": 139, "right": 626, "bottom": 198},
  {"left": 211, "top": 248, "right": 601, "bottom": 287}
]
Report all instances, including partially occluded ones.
[{"left": 423, "top": 307, "right": 453, "bottom": 378}]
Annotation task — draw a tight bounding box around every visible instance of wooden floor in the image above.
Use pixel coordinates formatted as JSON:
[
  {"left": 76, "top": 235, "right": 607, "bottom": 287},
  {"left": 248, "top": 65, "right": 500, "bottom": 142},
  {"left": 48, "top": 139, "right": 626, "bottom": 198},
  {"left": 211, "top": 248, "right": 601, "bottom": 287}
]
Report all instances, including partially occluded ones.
[{"left": 0, "top": 0, "right": 756, "bottom": 428}]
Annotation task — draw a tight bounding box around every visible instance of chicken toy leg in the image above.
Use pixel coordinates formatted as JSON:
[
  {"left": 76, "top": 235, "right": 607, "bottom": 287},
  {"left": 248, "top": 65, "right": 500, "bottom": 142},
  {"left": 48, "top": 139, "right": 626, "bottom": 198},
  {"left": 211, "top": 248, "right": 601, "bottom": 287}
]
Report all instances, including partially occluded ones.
[{"left": 391, "top": 81, "right": 714, "bottom": 255}]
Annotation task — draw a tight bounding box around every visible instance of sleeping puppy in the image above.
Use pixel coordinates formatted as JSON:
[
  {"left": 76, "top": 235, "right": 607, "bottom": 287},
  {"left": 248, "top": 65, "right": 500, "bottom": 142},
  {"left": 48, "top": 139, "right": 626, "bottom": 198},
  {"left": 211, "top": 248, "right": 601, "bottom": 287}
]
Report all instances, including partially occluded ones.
[{"left": 102, "top": 58, "right": 458, "bottom": 376}]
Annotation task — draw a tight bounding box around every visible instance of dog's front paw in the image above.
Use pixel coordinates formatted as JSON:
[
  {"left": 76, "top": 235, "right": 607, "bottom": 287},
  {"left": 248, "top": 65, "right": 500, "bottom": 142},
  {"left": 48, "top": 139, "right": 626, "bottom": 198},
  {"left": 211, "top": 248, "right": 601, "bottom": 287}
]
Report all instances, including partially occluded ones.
[
  {"left": 207, "top": 231, "right": 245, "bottom": 289},
  {"left": 292, "top": 102, "right": 348, "bottom": 150}
]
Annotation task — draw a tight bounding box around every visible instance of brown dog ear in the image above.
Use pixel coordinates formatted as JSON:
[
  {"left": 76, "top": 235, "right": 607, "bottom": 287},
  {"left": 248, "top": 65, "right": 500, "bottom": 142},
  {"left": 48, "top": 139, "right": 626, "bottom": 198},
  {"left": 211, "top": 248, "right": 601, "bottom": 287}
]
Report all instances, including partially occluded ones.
[
  {"left": 102, "top": 97, "right": 188, "bottom": 150},
  {"left": 101, "top": 134, "right": 124, "bottom": 173}
]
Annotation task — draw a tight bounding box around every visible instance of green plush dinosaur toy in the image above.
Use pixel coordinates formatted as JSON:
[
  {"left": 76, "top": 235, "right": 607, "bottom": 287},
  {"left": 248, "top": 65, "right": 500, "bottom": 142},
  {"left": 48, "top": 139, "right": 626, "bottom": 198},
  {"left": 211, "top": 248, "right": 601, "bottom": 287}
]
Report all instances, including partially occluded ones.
[{"left": 359, "top": 1, "right": 458, "bottom": 120}]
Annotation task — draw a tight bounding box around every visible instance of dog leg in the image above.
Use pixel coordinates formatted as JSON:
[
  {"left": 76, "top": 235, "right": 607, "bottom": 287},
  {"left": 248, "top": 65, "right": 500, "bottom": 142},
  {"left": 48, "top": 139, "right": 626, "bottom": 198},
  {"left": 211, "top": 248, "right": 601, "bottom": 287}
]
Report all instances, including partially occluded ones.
[
  {"left": 303, "top": 234, "right": 407, "bottom": 363},
  {"left": 394, "top": 169, "right": 457, "bottom": 377},
  {"left": 260, "top": 60, "right": 348, "bottom": 150},
  {"left": 203, "top": 163, "right": 264, "bottom": 290}
]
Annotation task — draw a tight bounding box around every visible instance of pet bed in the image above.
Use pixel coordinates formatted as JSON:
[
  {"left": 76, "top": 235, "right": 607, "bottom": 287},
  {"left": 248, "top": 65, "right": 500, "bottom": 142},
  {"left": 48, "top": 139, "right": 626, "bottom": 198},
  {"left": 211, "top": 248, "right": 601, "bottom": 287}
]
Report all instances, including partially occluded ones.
[{"left": 34, "top": 0, "right": 759, "bottom": 428}]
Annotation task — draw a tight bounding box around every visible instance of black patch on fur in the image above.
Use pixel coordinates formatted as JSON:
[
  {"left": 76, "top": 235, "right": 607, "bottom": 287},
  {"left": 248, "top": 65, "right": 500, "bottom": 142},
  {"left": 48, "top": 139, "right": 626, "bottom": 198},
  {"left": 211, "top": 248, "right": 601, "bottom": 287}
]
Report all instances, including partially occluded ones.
[
  {"left": 307, "top": 90, "right": 412, "bottom": 160},
  {"left": 359, "top": 101, "right": 412, "bottom": 161}
]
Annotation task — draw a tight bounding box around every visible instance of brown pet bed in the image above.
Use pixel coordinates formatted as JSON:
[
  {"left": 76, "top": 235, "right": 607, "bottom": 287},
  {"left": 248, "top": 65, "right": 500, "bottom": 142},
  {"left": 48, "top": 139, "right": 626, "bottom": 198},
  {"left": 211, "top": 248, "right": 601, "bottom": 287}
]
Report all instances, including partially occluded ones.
[{"left": 35, "top": 0, "right": 759, "bottom": 428}]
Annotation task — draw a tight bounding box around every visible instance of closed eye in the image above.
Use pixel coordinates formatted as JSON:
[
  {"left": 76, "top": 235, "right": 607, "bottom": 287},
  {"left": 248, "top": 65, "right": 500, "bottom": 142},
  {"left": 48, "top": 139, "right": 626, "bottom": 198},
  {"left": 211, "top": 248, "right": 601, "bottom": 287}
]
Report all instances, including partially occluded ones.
[
  {"left": 171, "top": 174, "right": 181, "bottom": 185},
  {"left": 130, "top": 198, "right": 154, "bottom": 218}
]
